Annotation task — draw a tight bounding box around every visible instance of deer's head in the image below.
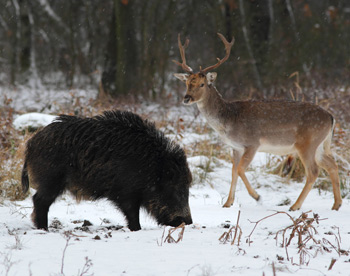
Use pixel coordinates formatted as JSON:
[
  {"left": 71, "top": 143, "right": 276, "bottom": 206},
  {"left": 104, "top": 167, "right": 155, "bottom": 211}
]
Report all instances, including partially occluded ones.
[{"left": 173, "top": 33, "right": 234, "bottom": 105}]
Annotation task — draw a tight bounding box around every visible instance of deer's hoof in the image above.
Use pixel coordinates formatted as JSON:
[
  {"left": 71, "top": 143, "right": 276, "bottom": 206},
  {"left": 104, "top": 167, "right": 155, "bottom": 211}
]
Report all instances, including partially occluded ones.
[
  {"left": 289, "top": 204, "right": 300, "bottom": 211},
  {"left": 222, "top": 201, "right": 233, "bottom": 208},
  {"left": 331, "top": 202, "right": 342, "bottom": 211}
]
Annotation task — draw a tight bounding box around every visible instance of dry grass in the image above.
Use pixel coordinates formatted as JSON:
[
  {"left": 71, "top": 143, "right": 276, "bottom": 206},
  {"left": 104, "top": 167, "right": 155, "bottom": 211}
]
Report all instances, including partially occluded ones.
[
  {"left": 0, "top": 98, "right": 27, "bottom": 201},
  {"left": 219, "top": 210, "right": 242, "bottom": 246},
  {"left": 158, "top": 222, "right": 186, "bottom": 245},
  {"left": 269, "top": 155, "right": 305, "bottom": 183},
  {"left": 247, "top": 210, "right": 350, "bottom": 266}
]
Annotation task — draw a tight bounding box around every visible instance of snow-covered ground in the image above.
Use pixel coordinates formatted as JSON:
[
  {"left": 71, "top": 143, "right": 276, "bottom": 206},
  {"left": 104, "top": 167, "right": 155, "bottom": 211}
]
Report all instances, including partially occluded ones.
[
  {"left": 1, "top": 154, "right": 349, "bottom": 276},
  {"left": 1, "top": 86, "right": 97, "bottom": 114},
  {"left": 1, "top": 90, "right": 349, "bottom": 276}
]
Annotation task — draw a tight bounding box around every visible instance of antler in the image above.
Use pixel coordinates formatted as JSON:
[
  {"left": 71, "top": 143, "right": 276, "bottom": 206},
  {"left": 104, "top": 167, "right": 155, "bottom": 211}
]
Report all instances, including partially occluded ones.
[
  {"left": 200, "top": 33, "right": 235, "bottom": 74},
  {"left": 172, "top": 34, "right": 193, "bottom": 74}
]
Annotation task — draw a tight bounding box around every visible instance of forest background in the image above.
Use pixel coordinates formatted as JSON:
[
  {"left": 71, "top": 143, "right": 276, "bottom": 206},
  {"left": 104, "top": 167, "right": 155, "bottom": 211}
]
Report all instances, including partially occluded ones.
[
  {"left": 1, "top": 3, "right": 350, "bottom": 274},
  {"left": 1, "top": 0, "right": 350, "bottom": 105}
]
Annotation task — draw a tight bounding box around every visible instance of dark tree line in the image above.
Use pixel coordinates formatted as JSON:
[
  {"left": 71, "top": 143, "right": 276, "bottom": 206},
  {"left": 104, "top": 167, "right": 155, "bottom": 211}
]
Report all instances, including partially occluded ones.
[{"left": 1, "top": 0, "right": 350, "bottom": 99}]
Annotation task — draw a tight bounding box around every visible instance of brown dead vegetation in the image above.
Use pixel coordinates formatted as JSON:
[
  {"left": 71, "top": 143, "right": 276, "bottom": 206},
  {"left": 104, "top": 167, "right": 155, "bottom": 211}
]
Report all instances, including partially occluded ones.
[
  {"left": 246, "top": 211, "right": 349, "bottom": 266},
  {"left": 0, "top": 98, "right": 28, "bottom": 201},
  {"left": 219, "top": 210, "right": 242, "bottom": 246},
  {"left": 158, "top": 222, "right": 186, "bottom": 245}
]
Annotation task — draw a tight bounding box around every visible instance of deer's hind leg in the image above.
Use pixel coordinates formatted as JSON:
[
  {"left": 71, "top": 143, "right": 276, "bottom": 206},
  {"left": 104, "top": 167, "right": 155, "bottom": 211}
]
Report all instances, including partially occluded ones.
[
  {"left": 316, "top": 151, "right": 342, "bottom": 210},
  {"left": 290, "top": 144, "right": 319, "bottom": 211}
]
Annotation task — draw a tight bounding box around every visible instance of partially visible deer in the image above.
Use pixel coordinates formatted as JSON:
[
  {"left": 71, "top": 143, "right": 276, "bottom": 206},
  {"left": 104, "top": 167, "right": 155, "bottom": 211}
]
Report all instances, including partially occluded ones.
[{"left": 174, "top": 33, "right": 342, "bottom": 211}]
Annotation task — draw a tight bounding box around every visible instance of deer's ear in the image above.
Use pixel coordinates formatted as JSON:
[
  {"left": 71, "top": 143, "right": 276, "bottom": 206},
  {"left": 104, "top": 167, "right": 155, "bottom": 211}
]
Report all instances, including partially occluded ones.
[
  {"left": 174, "top": 73, "right": 189, "bottom": 83},
  {"left": 206, "top": 72, "right": 217, "bottom": 85}
]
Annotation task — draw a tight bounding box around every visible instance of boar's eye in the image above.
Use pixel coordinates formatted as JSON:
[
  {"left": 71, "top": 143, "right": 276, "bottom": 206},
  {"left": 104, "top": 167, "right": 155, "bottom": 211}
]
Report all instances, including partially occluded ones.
[{"left": 200, "top": 83, "right": 204, "bottom": 87}]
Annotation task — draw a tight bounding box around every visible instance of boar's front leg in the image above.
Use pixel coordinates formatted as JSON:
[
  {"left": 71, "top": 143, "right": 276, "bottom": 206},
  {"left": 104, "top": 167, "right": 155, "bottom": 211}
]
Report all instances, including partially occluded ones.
[{"left": 118, "top": 200, "right": 141, "bottom": 231}]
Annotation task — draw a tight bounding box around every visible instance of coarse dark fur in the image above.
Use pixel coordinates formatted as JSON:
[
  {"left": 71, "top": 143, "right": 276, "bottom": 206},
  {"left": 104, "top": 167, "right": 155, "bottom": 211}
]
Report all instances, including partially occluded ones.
[{"left": 22, "top": 110, "right": 193, "bottom": 231}]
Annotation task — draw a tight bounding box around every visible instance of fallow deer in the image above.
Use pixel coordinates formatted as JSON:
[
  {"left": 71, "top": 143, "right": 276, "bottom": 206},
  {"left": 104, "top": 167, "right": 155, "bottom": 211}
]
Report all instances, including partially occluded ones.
[{"left": 174, "top": 33, "right": 342, "bottom": 211}]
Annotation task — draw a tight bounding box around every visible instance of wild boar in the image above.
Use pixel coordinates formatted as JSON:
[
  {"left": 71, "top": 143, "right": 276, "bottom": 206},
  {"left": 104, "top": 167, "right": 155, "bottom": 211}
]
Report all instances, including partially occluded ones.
[{"left": 22, "top": 110, "right": 193, "bottom": 231}]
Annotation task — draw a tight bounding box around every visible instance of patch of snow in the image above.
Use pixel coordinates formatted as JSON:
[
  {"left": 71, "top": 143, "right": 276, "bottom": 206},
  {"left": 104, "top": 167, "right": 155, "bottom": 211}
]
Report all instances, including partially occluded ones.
[
  {"left": 1, "top": 155, "right": 349, "bottom": 276},
  {"left": 13, "top": 113, "right": 56, "bottom": 130}
]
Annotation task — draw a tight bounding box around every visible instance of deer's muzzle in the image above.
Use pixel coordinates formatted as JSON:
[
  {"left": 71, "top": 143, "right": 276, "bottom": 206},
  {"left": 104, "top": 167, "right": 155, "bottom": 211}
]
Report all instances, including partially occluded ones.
[{"left": 183, "top": 95, "right": 193, "bottom": 104}]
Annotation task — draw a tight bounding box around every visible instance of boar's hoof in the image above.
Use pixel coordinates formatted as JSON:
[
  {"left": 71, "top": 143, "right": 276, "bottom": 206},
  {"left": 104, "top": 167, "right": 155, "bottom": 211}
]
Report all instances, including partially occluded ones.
[{"left": 128, "top": 223, "right": 142, "bottom": 232}]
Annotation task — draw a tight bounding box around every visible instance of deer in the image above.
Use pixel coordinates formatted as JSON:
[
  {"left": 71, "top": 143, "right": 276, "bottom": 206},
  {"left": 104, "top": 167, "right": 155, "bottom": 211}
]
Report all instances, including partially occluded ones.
[{"left": 173, "top": 33, "right": 342, "bottom": 211}]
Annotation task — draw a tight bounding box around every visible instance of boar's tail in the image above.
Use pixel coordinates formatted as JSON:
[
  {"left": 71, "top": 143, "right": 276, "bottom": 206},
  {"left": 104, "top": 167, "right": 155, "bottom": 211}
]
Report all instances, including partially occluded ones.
[{"left": 22, "top": 160, "right": 30, "bottom": 194}]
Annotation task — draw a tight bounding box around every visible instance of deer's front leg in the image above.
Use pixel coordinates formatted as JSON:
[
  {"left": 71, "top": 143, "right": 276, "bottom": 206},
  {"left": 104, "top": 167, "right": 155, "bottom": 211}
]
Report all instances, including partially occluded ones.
[
  {"left": 223, "top": 149, "right": 243, "bottom": 207},
  {"left": 237, "top": 146, "right": 260, "bottom": 201}
]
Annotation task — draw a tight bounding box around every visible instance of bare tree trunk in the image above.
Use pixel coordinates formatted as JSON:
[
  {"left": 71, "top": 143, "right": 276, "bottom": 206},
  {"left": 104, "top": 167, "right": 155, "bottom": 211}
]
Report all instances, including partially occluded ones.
[
  {"left": 102, "top": 0, "right": 138, "bottom": 97},
  {"left": 37, "top": 0, "right": 68, "bottom": 31},
  {"left": 11, "top": 0, "right": 21, "bottom": 85},
  {"left": 67, "top": 4, "right": 76, "bottom": 87},
  {"left": 27, "top": 0, "right": 41, "bottom": 88},
  {"left": 267, "top": 0, "right": 274, "bottom": 49},
  {"left": 114, "top": 0, "right": 125, "bottom": 95},
  {"left": 285, "top": 0, "right": 299, "bottom": 41},
  {"left": 0, "top": 14, "right": 9, "bottom": 31},
  {"left": 238, "top": 0, "right": 262, "bottom": 91}
]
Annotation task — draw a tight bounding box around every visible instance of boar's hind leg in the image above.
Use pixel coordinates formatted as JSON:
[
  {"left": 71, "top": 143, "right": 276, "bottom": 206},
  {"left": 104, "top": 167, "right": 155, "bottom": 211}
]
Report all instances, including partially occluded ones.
[
  {"left": 32, "top": 178, "right": 64, "bottom": 230},
  {"left": 32, "top": 193, "right": 50, "bottom": 230},
  {"left": 118, "top": 200, "right": 141, "bottom": 231},
  {"left": 32, "top": 191, "right": 60, "bottom": 230}
]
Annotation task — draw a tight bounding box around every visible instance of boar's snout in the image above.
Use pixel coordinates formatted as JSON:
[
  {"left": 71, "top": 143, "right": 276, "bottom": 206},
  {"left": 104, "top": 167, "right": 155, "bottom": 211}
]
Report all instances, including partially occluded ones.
[
  {"left": 169, "top": 204, "right": 193, "bottom": 226},
  {"left": 168, "top": 215, "right": 193, "bottom": 227},
  {"left": 158, "top": 204, "right": 193, "bottom": 227},
  {"left": 183, "top": 215, "right": 193, "bottom": 225}
]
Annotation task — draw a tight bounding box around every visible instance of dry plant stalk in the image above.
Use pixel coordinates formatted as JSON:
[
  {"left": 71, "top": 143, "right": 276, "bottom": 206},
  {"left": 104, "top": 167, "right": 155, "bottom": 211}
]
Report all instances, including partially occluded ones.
[
  {"left": 247, "top": 210, "right": 348, "bottom": 266},
  {"left": 247, "top": 211, "right": 291, "bottom": 245},
  {"left": 219, "top": 210, "right": 242, "bottom": 246},
  {"left": 328, "top": 258, "right": 337, "bottom": 271},
  {"left": 163, "top": 222, "right": 186, "bottom": 244},
  {"left": 60, "top": 231, "right": 72, "bottom": 275},
  {"left": 274, "top": 211, "right": 325, "bottom": 265}
]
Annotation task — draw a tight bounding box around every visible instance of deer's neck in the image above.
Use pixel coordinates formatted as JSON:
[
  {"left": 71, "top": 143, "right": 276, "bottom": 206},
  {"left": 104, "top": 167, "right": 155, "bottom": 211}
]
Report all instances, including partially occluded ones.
[{"left": 197, "top": 86, "right": 230, "bottom": 129}]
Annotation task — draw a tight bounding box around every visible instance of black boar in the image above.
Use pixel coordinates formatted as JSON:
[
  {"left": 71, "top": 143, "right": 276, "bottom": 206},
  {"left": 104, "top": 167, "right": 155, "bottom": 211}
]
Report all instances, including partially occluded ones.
[{"left": 22, "top": 110, "right": 193, "bottom": 231}]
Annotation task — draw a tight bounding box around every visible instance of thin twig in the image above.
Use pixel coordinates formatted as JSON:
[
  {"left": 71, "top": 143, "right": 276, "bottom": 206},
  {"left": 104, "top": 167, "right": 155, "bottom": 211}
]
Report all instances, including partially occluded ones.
[
  {"left": 157, "top": 226, "right": 167, "bottom": 246},
  {"left": 60, "top": 231, "right": 72, "bottom": 275},
  {"left": 247, "top": 210, "right": 297, "bottom": 245},
  {"left": 328, "top": 258, "right": 337, "bottom": 271},
  {"left": 219, "top": 211, "right": 242, "bottom": 246},
  {"left": 231, "top": 210, "right": 241, "bottom": 246},
  {"left": 164, "top": 223, "right": 186, "bottom": 243}
]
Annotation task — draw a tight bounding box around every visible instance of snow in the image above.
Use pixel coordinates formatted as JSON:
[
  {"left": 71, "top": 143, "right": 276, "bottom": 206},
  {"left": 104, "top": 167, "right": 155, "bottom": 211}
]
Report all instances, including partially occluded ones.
[
  {"left": 1, "top": 153, "right": 349, "bottom": 275},
  {"left": 1, "top": 97, "right": 350, "bottom": 276},
  {"left": 0, "top": 169, "right": 350, "bottom": 275},
  {"left": 1, "top": 86, "right": 97, "bottom": 113},
  {"left": 13, "top": 113, "right": 56, "bottom": 130}
]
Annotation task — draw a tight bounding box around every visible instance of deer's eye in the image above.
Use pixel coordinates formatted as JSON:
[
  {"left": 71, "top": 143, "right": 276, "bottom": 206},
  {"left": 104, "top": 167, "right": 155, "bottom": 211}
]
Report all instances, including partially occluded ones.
[{"left": 200, "top": 83, "right": 204, "bottom": 87}]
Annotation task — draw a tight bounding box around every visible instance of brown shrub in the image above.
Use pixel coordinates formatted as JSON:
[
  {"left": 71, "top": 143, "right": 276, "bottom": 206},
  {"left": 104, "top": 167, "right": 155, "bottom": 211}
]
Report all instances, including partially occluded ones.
[{"left": 0, "top": 99, "right": 28, "bottom": 201}]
